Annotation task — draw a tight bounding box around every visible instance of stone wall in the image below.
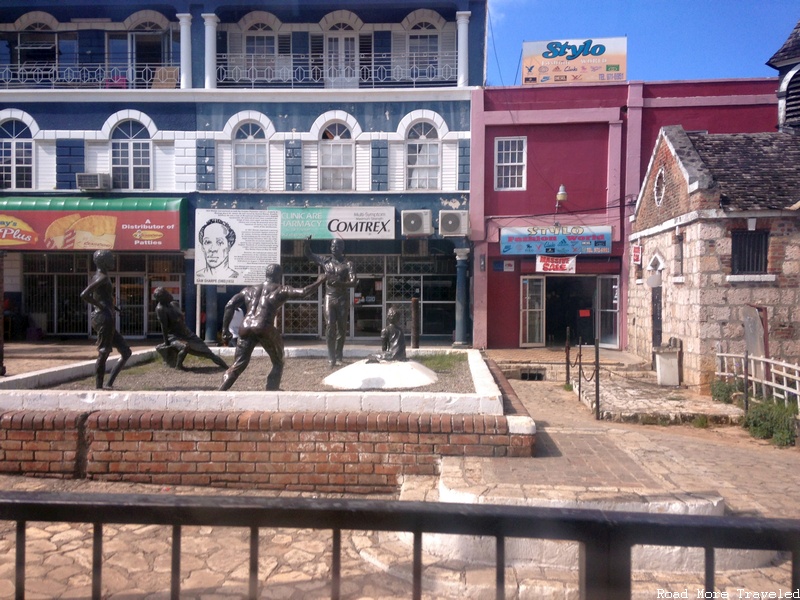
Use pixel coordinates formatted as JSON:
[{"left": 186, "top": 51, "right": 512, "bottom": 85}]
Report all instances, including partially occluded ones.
[
  {"left": 628, "top": 217, "right": 800, "bottom": 391},
  {"left": 0, "top": 409, "right": 534, "bottom": 494}
]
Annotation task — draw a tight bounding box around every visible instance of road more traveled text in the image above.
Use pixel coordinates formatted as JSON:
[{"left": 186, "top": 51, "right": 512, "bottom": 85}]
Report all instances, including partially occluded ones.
[{"left": 657, "top": 589, "right": 800, "bottom": 598}]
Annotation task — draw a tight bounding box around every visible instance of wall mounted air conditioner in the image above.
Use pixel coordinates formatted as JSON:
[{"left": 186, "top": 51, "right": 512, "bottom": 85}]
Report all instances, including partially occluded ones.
[
  {"left": 438, "top": 210, "right": 469, "bottom": 237},
  {"left": 401, "top": 209, "right": 433, "bottom": 236},
  {"left": 76, "top": 173, "right": 111, "bottom": 191}
]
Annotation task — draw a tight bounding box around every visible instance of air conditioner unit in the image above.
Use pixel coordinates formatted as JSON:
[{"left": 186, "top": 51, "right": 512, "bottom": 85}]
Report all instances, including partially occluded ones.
[
  {"left": 76, "top": 173, "right": 111, "bottom": 191},
  {"left": 438, "top": 210, "right": 469, "bottom": 237},
  {"left": 401, "top": 209, "right": 433, "bottom": 236}
]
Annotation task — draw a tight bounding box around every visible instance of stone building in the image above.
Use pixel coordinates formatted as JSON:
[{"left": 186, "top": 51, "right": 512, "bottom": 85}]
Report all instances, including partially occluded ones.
[{"left": 627, "top": 20, "right": 800, "bottom": 390}]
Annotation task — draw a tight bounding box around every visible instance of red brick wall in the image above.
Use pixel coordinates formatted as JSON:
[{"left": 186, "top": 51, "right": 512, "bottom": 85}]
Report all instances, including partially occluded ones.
[{"left": 0, "top": 410, "right": 535, "bottom": 494}]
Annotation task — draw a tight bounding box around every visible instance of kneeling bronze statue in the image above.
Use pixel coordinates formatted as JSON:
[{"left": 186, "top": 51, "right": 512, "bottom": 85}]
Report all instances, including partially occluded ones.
[{"left": 367, "top": 306, "right": 407, "bottom": 363}]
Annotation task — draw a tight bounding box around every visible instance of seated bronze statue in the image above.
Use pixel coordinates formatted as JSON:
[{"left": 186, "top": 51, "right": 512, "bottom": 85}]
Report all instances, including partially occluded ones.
[{"left": 367, "top": 306, "right": 407, "bottom": 363}]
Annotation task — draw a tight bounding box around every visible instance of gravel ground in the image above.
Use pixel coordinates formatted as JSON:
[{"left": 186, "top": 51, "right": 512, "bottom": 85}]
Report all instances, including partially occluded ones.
[{"left": 48, "top": 354, "right": 476, "bottom": 393}]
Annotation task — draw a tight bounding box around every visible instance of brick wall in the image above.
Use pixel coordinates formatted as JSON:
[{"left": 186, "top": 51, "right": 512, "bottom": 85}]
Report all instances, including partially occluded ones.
[{"left": 0, "top": 410, "right": 534, "bottom": 494}]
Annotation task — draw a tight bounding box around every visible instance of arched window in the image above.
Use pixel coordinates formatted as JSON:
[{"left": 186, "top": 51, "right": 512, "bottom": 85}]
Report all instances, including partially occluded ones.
[
  {"left": 234, "top": 122, "right": 268, "bottom": 190},
  {"left": 111, "top": 120, "right": 151, "bottom": 190},
  {"left": 0, "top": 120, "right": 33, "bottom": 189},
  {"left": 246, "top": 23, "right": 276, "bottom": 72},
  {"left": 320, "top": 122, "right": 353, "bottom": 190},
  {"left": 406, "top": 121, "right": 439, "bottom": 190}
]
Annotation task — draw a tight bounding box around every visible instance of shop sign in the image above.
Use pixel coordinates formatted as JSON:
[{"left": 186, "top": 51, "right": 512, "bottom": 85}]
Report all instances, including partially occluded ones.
[
  {"left": 632, "top": 244, "right": 642, "bottom": 265},
  {"left": 195, "top": 208, "right": 281, "bottom": 286},
  {"left": 536, "top": 255, "right": 576, "bottom": 273},
  {"left": 522, "top": 37, "right": 627, "bottom": 85},
  {"left": 500, "top": 225, "right": 612, "bottom": 255},
  {"left": 271, "top": 207, "right": 395, "bottom": 240},
  {"left": 0, "top": 197, "right": 183, "bottom": 251}
]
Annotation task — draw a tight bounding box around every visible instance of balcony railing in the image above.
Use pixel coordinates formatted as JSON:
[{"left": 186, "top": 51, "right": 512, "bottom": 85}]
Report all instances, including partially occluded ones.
[
  {"left": 0, "top": 62, "right": 179, "bottom": 90},
  {"left": 1, "top": 490, "right": 799, "bottom": 600},
  {"left": 216, "top": 51, "right": 458, "bottom": 89}
]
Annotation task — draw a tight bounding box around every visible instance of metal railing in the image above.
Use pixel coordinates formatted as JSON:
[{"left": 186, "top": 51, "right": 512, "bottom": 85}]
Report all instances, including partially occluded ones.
[
  {"left": 216, "top": 51, "right": 458, "bottom": 89},
  {"left": 716, "top": 351, "right": 800, "bottom": 412},
  {"left": 1, "top": 491, "right": 799, "bottom": 600},
  {"left": 0, "top": 62, "right": 179, "bottom": 90}
]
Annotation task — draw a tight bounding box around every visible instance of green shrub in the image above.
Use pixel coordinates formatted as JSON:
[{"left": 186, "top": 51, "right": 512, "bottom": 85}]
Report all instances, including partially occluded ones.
[
  {"left": 711, "top": 380, "right": 738, "bottom": 404},
  {"left": 743, "top": 400, "right": 797, "bottom": 447},
  {"left": 692, "top": 415, "right": 709, "bottom": 429}
]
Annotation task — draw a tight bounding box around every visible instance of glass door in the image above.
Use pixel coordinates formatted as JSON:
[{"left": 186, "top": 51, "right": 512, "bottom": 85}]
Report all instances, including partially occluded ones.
[
  {"left": 325, "top": 34, "right": 357, "bottom": 88},
  {"left": 520, "top": 276, "right": 545, "bottom": 347},
  {"left": 597, "top": 275, "right": 619, "bottom": 348},
  {"left": 353, "top": 275, "right": 383, "bottom": 338}
]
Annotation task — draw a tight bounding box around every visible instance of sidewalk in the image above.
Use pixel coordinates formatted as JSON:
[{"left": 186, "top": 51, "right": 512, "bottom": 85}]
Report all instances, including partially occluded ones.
[{"left": 0, "top": 341, "right": 797, "bottom": 599}]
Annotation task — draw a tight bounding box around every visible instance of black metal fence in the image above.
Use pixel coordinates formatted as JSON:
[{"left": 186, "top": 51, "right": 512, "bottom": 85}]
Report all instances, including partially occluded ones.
[{"left": 1, "top": 491, "right": 799, "bottom": 600}]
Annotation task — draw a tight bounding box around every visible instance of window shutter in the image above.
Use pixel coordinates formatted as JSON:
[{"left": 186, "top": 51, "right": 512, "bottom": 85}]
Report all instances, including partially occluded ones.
[
  {"left": 355, "top": 141, "right": 370, "bottom": 191},
  {"left": 392, "top": 32, "right": 406, "bottom": 81},
  {"left": 388, "top": 141, "right": 404, "bottom": 191},
  {"left": 303, "top": 142, "right": 318, "bottom": 191},
  {"left": 441, "top": 29, "right": 456, "bottom": 74},
  {"left": 217, "top": 142, "right": 232, "bottom": 191},
  {"left": 269, "top": 142, "right": 284, "bottom": 191},
  {"left": 442, "top": 141, "right": 457, "bottom": 191}
]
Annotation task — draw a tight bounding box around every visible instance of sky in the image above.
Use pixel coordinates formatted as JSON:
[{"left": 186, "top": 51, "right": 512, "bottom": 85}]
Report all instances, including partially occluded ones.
[{"left": 485, "top": 0, "right": 799, "bottom": 87}]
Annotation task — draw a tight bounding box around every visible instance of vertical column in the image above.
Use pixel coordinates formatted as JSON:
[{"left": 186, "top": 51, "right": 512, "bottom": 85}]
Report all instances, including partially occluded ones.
[
  {"left": 453, "top": 247, "right": 470, "bottom": 347},
  {"left": 202, "top": 13, "right": 219, "bottom": 89},
  {"left": 183, "top": 250, "right": 197, "bottom": 335},
  {"left": 177, "top": 13, "right": 192, "bottom": 89},
  {"left": 456, "top": 11, "right": 471, "bottom": 87}
]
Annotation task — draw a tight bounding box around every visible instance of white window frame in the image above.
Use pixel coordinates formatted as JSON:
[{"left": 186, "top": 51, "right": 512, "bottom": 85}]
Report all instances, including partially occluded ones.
[
  {"left": 111, "top": 120, "right": 152, "bottom": 191},
  {"left": 0, "top": 120, "right": 33, "bottom": 190},
  {"left": 233, "top": 122, "right": 268, "bottom": 190},
  {"left": 494, "top": 137, "right": 526, "bottom": 191},
  {"left": 319, "top": 122, "right": 354, "bottom": 191},
  {"left": 406, "top": 121, "right": 440, "bottom": 190}
]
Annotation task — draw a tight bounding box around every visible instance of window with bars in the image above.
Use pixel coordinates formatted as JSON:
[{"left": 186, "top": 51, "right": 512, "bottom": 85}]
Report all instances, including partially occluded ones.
[
  {"left": 495, "top": 137, "right": 526, "bottom": 190},
  {"left": 731, "top": 230, "right": 768, "bottom": 274}
]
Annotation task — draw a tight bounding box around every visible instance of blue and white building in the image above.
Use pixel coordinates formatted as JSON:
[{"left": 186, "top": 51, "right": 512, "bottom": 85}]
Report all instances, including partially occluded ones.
[{"left": 0, "top": 0, "right": 483, "bottom": 345}]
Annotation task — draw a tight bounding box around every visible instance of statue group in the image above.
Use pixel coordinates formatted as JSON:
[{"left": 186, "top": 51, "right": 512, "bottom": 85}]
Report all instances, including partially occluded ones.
[{"left": 83, "top": 238, "right": 404, "bottom": 391}]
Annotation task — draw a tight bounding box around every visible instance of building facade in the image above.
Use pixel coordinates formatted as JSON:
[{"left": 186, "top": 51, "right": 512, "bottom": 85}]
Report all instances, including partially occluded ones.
[
  {"left": 470, "top": 79, "right": 779, "bottom": 350},
  {"left": 0, "top": 0, "right": 484, "bottom": 344},
  {"left": 627, "top": 20, "right": 800, "bottom": 389}
]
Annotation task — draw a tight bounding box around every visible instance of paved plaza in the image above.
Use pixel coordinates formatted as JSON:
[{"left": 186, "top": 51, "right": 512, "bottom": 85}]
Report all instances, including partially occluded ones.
[{"left": 0, "top": 341, "right": 798, "bottom": 598}]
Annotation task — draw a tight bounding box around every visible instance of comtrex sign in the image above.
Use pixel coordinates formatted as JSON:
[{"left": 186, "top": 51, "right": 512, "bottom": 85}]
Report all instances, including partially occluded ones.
[{"left": 272, "top": 207, "right": 395, "bottom": 240}]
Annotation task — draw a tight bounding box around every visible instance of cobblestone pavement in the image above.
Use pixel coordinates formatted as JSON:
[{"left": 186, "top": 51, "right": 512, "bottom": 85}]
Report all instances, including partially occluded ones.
[{"left": 0, "top": 342, "right": 798, "bottom": 599}]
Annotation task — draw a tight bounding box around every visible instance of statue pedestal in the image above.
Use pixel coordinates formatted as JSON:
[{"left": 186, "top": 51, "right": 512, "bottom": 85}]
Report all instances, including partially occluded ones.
[{"left": 323, "top": 359, "right": 437, "bottom": 390}]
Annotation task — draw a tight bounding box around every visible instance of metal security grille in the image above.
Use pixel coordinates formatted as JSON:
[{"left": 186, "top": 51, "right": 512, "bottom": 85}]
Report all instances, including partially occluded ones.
[
  {"left": 731, "top": 230, "right": 768, "bottom": 274},
  {"left": 281, "top": 274, "right": 320, "bottom": 336}
]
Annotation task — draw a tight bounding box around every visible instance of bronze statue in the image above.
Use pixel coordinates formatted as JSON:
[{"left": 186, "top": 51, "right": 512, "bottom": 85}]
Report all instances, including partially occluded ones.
[
  {"left": 219, "top": 264, "right": 324, "bottom": 391},
  {"left": 367, "top": 306, "right": 407, "bottom": 363},
  {"left": 303, "top": 236, "right": 357, "bottom": 367},
  {"left": 80, "top": 249, "right": 131, "bottom": 389},
  {"left": 152, "top": 286, "right": 228, "bottom": 370}
]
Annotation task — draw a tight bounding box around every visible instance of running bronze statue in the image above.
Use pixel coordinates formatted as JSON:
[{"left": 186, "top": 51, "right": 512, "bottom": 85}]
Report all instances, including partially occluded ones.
[
  {"left": 303, "top": 236, "right": 358, "bottom": 368},
  {"left": 80, "top": 250, "right": 131, "bottom": 389},
  {"left": 219, "top": 264, "right": 325, "bottom": 391}
]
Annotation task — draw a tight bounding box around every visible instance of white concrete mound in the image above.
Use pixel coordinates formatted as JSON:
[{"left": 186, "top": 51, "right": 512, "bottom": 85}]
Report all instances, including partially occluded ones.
[{"left": 323, "top": 359, "right": 438, "bottom": 390}]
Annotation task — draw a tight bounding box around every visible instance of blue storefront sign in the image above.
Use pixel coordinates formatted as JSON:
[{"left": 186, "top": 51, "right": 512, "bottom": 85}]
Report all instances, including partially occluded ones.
[{"left": 500, "top": 225, "right": 612, "bottom": 255}]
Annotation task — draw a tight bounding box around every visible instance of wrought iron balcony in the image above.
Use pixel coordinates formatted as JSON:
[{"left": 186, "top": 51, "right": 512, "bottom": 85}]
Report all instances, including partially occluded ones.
[
  {"left": 215, "top": 51, "right": 458, "bottom": 89},
  {"left": 0, "top": 62, "right": 179, "bottom": 90}
]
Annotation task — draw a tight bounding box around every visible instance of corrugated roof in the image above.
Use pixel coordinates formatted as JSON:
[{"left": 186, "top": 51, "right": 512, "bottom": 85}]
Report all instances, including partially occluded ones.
[{"left": 685, "top": 131, "right": 800, "bottom": 211}]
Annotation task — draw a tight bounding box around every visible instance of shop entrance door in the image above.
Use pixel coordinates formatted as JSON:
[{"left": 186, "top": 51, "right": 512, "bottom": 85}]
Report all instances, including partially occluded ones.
[
  {"left": 114, "top": 275, "right": 147, "bottom": 338},
  {"left": 353, "top": 275, "right": 383, "bottom": 338},
  {"left": 520, "top": 276, "right": 545, "bottom": 347},
  {"left": 597, "top": 275, "right": 619, "bottom": 348}
]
